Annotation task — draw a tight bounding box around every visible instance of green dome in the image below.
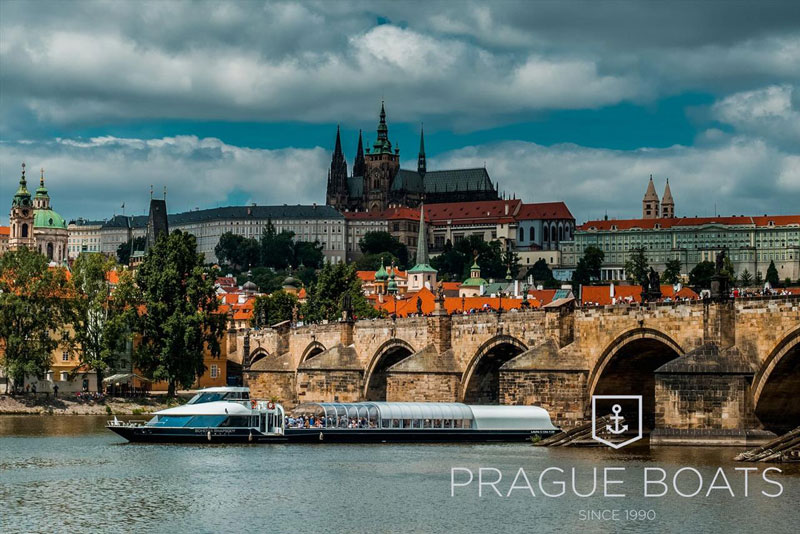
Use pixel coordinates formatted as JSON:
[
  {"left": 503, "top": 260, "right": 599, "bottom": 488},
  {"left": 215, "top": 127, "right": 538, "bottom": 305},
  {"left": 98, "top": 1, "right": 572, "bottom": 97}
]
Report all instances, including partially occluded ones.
[
  {"left": 375, "top": 260, "right": 389, "bottom": 281},
  {"left": 461, "top": 276, "right": 487, "bottom": 288},
  {"left": 282, "top": 276, "right": 300, "bottom": 288},
  {"left": 34, "top": 209, "right": 67, "bottom": 229}
]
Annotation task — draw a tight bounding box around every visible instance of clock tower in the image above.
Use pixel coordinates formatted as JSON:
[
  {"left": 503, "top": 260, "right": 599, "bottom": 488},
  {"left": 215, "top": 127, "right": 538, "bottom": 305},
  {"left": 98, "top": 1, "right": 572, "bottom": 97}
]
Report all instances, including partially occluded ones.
[{"left": 9, "top": 162, "right": 35, "bottom": 250}]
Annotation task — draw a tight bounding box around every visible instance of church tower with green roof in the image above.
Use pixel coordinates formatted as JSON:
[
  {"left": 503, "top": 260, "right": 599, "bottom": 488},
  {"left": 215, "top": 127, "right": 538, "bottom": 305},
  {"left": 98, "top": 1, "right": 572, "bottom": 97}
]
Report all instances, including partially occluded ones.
[
  {"left": 9, "top": 162, "right": 35, "bottom": 250},
  {"left": 407, "top": 204, "right": 437, "bottom": 292}
]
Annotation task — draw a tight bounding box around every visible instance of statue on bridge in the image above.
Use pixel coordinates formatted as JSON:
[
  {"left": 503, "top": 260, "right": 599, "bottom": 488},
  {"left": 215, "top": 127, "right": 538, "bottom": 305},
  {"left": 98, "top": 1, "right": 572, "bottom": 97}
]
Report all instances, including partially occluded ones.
[
  {"left": 642, "top": 267, "right": 662, "bottom": 303},
  {"left": 711, "top": 248, "right": 730, "bottom": 301},
  {"left": 341, "top": 292, "right": 354, "bottom": 322}
]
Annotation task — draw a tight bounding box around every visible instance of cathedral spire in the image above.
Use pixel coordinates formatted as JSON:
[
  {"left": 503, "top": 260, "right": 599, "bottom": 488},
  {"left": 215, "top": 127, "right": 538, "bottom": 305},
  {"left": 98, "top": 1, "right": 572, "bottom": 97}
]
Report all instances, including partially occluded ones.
[
  {"left": 353, "top": 129, "right": 365, "bottom": 177},
  {"left": 417, "top": 124, "right": 426, "bottom": 175}
]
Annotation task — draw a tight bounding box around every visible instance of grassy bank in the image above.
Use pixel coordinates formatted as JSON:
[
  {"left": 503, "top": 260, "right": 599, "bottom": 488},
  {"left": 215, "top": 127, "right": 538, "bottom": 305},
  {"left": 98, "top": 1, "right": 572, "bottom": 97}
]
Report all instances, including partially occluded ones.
[{"left": 0, "top": 394, "right": 181, "bottom": 415}]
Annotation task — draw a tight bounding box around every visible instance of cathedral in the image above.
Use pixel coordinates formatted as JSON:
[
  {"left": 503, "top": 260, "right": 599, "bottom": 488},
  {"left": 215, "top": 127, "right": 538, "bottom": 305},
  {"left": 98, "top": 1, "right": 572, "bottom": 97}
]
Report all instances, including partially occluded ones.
[
  {"left": 8, "top": 163, "right": 69, "bottom": 264},
  {"left": 326, "top": 102, "right": 499, "bottom": 212}
]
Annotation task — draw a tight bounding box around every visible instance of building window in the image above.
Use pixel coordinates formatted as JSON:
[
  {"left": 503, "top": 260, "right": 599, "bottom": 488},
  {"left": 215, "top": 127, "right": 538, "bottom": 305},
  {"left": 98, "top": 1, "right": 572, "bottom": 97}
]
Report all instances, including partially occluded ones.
[
  {"left": 530, "top": 227, "right": 535, "bottom": 241},
  {"left": 210, "top": 364, "right": 219, "bottom": 379},
  {"left": 62, "top": 351, "right": 69, "bottom": 362}
]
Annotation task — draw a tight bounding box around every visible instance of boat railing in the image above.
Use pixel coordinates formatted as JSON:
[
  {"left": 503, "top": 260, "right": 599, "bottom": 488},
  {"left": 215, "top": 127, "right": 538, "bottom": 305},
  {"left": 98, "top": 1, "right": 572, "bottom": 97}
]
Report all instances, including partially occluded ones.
[{"left": 107, "top": 419, "right": 147, "bottom": 428}]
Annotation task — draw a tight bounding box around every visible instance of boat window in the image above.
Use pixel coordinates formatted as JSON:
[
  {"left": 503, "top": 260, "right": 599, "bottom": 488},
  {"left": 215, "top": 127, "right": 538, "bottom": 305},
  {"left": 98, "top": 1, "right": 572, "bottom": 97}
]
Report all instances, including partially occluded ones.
[
  {"left": 423, "top": 419, "right": 431, "bottom": 429},
  {"left": 444, "top": 419, "right": 452, "bottom": 428},
  {"left": 402, "top": 419, "right": 411, "bottom": 428},
  {"left": 242, "top": 392, "right": 250, "bottom": 400},
  {"left": 147, "top": 415, "right": 192, "bottom": 427},
  {"left": 186, "top": 415, "right": 227, "bottom": 427},
  {"left": 187, "top": 392, "right": 226, "bottom": 405},
  {"left": 453, "top": 419, "right": 462, "bottom": 429},
  {"left": 381, "top": 419, "right": 390, "bottom": 428},
  {"left": 220, "top": 416, "right": 250, "bottom": 427},
  {"left": 463, "top": 419, "right": 472, "bottom": 429}
]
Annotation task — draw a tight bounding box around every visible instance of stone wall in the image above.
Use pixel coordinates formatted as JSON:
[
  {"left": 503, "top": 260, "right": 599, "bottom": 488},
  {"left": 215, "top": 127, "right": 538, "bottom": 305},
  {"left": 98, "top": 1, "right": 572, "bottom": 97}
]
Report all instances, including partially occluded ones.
[
  {"left": 500, "top": 370, "right": 587, "bottom": 429},
  {"left": 387, "top": 373, "right": 460, "bottom": 402},
  {"left": 245, "top": 371, "right": 297, "bottom": 407},
  {"left": 655, "top": 374, "right": 756, "bottom": 430},
  {"left": 296, "top": 370, "right": 364, "bottom": 403}
]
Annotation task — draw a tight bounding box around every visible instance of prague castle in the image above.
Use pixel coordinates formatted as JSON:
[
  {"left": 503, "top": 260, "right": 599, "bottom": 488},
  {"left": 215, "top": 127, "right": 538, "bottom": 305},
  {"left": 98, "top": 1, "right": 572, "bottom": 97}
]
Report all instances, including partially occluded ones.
[
  {"left": 7, "top": 163, "right": 68, "bottom": 264},
  {"left": 326, "top": 102, "right": 499, "bottom": 212}
]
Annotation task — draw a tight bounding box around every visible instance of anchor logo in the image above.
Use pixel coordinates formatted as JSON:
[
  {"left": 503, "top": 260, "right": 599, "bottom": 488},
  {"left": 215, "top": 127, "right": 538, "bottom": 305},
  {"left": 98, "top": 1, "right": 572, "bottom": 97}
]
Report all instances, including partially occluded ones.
[
  {"left": 591, "top": 395, "right": 642, "bottom": 449},
  {"left": 605, "top": 404, "right": 628, "bottom": 435}
]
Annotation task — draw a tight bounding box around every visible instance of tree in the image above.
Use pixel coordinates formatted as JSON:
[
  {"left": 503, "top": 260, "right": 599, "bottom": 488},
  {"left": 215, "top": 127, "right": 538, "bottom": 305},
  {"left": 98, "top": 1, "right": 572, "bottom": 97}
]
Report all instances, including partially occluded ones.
[
  {"left": 355, "top": 252, "right": 398, "bottom": 271},
  {"left": 259, "top": 221, "right": 296, "bottom": 270},
  {"left": 302, "top": 262, "right": 380, "bottom": 323},
  {"left": 215, "top": 232, "right": 259, "bottom": 271},
  {"left": 0, "top": 248, "right": 71, "bottom": 392},
  {"left": 117, "top": 236, "right": 146, "bottom": 265},
  {"left": 661, "top": 259, "right": 682, "bottom": 285},
  {"left": 784, "top": 277, "right": 793, "bottom": 288},
  {"left": 689, "top": 261, "right": 715, "bottom": 289},
  {"left": 502, "top": 248, "right": 521, "bottom": 279},
  {"left": 766, "top": 260, "right": 780, "bottom": 287},
  {"left": 755, "top": 271, "right": 764, "bottom": 287},
  {"left": 625, "top": 247, "right": 649, "bottom": 286},
  {"left": 572, "top": 245, "right": 604, "bottom": 286},
  {"left": 739, "top": 268, "right": 753, "bottom": 287},
  {"left": 134, "top": 231, "right": 226, "bottom": 396},
  {"left": 526, "top": 259, "right": 558, "bottom": 289},
  {"left": 359, "top": 231, "right": 409, "bottom": 268},
  {"left": 253, "top": 291, "right": 298, "bottom": 328},
  {"left": 292, "top": 240, "right": 324, "bottom": 269},
  {"left": 69, "top": 254, "right": 137, "bottom": 388}
]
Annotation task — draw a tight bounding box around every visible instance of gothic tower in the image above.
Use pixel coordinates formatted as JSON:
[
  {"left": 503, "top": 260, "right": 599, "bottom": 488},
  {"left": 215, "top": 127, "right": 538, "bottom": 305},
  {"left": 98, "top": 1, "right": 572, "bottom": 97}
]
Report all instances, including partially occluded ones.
[
  {"left": 642, "top": 175, "right": 660, "bottom": 219},
  {"left": 9, "top": 162, "right": 35, "bottom": 250},
  {"left": 417, "top": 125, "right": 426, "bottom": 175},
  {"left": 353, "top": 129, "right": 366, "bottom": 179},
  {"left": 325, "top": 125, "right": 349, "bottom": 210},
  {"left": 661, "top": 178, "right": 675, "bottom": 219},
  {"left": 363, "top": 101, "right": 399, "bottom": 212}
]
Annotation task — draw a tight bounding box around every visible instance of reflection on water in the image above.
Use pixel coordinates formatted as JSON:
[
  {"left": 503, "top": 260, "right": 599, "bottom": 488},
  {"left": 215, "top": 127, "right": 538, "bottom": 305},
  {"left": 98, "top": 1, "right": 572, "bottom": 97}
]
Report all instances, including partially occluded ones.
[{"left": 0, "top": 416, "right": 798, "bottom": 534}]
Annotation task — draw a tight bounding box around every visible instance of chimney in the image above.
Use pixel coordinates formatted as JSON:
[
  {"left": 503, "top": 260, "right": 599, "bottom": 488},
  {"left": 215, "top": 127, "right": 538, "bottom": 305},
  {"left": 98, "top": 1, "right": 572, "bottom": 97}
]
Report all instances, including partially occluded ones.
[
  {"left": 610, "top": 282, "right": 615, "bottom": 299},
  {"left": 514, "top": 279, "right": 519, "bottom": 297},
  {"left": 505, "top": 203, "right": 509, "bottom": 215}
]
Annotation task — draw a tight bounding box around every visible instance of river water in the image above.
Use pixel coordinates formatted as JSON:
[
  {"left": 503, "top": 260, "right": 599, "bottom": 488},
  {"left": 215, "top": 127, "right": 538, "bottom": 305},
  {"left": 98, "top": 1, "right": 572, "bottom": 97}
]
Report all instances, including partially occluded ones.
[{"left": 1, "top": 416, "right": 798, "bottom": 534}]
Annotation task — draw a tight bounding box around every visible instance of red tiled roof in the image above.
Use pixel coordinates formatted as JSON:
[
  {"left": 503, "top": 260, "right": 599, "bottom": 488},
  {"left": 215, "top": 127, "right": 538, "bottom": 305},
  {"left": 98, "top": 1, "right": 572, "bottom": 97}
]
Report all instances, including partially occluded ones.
[
  {"left": 376, "top": 287, "right": 540, "bottom": 317},
  {"left": 517, "top": 202, "right": 573, "bottom": 220},
  {"left": 579, "top": 215, "right": 800, "bottom": 231},
  {"left": 580, "top": 284, "right": 699, "bottom": 306},
  {"left": 344, "top": 207, "right": 428, "bottom": 222},
  {"left": 0, "top": 226, "right": 9, "bottom": 237},
  {"left": 527, "top": 289, "right": 558, "bottom": 305},
  {"left": 424, "top": 199, "right": 521, "bottom": 222},
  {"left": 357, "top": 269, "right": 407, "bottom": 282}
]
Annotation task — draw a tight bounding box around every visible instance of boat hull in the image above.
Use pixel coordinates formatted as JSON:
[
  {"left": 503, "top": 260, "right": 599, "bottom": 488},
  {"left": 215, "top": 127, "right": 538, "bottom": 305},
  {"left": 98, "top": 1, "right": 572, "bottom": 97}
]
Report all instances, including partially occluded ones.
[{"left": 107, "top": 425, "right": 557, "bottom": 444}]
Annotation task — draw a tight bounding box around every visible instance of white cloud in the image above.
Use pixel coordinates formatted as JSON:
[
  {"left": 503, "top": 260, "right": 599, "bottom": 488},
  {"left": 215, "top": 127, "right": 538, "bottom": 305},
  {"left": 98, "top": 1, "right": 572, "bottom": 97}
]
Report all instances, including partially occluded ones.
[
  {"left": 0, "top": 136, "right": 329, "bottom": 223},
  {"left": 712, "top": 85, "right": 800, "bottom": 146},
  {"left": 434, "top": 137, "right": 800, "bottom": 222}
]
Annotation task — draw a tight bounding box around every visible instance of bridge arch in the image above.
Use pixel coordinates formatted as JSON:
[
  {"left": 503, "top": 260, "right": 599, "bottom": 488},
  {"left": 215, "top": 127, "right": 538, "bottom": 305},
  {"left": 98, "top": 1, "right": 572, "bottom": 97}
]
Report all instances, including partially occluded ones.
[
  {"left": 752, "top": 326, "right": 800, "bottom": 434},
  {"left": 300, "top": 341, "right": 327, "bottom": 363},
  {"left": 363, "top": 339, "right": 417, "bottom": 401},
  {"left": 461, "top": 335, "right": 528, "bottom": 404},
  {"left": 588, "top": 328, "right": 684, "bottom": 428},
  {"left": 249, "top": 348, "right": 270, "bottom": 367}
]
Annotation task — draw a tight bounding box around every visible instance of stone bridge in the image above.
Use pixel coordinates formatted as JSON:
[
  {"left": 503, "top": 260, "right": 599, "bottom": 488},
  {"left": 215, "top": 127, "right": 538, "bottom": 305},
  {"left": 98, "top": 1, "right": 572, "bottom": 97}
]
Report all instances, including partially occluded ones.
[{"left": 230, "top": 296, "right": 800, "bottom": 442}]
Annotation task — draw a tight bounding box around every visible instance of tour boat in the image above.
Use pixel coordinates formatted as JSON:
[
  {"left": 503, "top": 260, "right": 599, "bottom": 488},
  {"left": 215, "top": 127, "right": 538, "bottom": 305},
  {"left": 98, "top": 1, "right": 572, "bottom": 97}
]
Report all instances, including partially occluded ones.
[
  {"left": 106, "top": 387, "right": 288, "bottom": 443},
  {"left": 107, "top": 387, "right": 560, "bottom": 444},
  {"left": 284, "top": 401, "right": 559, "bottom": 443}
]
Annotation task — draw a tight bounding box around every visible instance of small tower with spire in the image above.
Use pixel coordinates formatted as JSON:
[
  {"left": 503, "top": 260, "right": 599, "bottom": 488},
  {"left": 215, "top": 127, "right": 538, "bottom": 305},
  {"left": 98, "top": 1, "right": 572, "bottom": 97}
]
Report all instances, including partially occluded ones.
[
  {"left": 417, "top": 124, "right": 426, "bottom": 175},
  {"left": 9, "top": 162, "right": 35, "bottom": 250},
  {"left": 642, "top": 175, "right": 660, "bottom": 219},
  {"left": 33, "top": 168, "right": 52, "bottom": 210},
  {"left": 326, "top": 125, "right": 349, "bottom": 210},
  {"left": 661, "top": 179, "right": 675, "bottom": 219},
  {"left": 406, "top": 204, "right": 437, "bottom": 292}
]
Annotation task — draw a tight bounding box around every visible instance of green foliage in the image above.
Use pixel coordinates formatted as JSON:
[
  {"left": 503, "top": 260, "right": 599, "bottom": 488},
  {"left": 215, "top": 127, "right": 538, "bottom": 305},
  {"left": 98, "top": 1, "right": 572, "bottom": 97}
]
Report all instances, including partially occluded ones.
[
  {"left": 784, "top": 277, "right": 793, "bottom": 288},
  {"left": 526, "top": 259, "right": 558, "bottom": 289},
  {"left": 69, "top": 253, "right": 137, "bottom": 386},
  {"left": 430, "top": 236, "right": 507, "bottom": 281},
  {"left": 624, "top": 247, "right": 649, "bottom": 286},
  {"left": 765, "top": 260, "right": 780, "bottom": 287},
  {"left": 359, "top": 231, "right": 409, "bottom": 268},
  {"left": 116, "top": 236, "right": 146, "bottom": 265},
  {"left": 292, "top": 240, "right": 324, "bottom": 269},
  {"left": 134, "top": 231, "right": 226, "bottom": 396},
  {"left": 355, "top": 251, "right": 398, "bottom": 271},
  {"left": 253, "top": 290, "right": 299, "bottom": 328},
  {"left": 689, "top": 261, "right": 715, "bottom": 289},
  {"left": 0, "top": 248, "right": 71, "bottom": 390},
  {"left": 571, "top": 245, "right": 604, "bottom": 286},
  {"left": 739, "top": 268, "right": 753, "bottom": 287},
  {"left": 755, "top": 271, "right": 764, "bottom": 287},
  {"left": 302, "top": 263, "right": 380, "bottom": 323},
  {"left": 661, "top": 258, "right": 683, "bottom": 284},
  {"left": 214, "top": 232, "right": 260, "bottom": 271}
]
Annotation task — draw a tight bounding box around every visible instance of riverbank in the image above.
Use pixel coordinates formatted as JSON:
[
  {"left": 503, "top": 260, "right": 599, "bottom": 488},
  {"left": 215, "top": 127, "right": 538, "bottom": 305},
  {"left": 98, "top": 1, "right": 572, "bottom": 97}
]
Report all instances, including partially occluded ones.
[{"left": 0, "top": 394, "right": 177, "bottom": 415}]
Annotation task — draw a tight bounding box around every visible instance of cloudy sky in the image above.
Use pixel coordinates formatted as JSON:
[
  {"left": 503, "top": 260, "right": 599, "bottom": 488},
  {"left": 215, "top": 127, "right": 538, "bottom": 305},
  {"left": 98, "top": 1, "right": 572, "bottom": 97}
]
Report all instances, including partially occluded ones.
[{"left": 1, "top": 0, "right": 799, "bottom": 224}]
